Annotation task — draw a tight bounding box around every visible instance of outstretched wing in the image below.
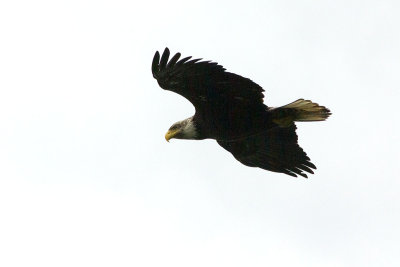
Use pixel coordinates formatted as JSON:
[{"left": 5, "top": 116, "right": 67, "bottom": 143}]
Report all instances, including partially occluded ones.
[
  {"left": 217, "top": 124, "right": 316, "bottom": 178},
  {"left": 152, "top": 48, "right": 267, "bottom": 112}
]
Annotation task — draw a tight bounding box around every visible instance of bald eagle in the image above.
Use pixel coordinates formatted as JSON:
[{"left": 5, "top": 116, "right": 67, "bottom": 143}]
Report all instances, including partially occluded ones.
[{"left": 152, "top": 48, "right": 331, "bottom": 178}]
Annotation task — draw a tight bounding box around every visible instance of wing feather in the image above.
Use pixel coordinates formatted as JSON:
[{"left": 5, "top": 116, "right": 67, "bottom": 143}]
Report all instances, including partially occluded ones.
[
  {"left": 151, "top": 51, "right": 160, "bottom": 77},
  {"left": 151, "top": 47, "right": 267, "bottom": 112},
  {"left": 217, "top": 124, "right": 316, "bottom": 178},
  {"left": 159, "top": 48, "right": 170, "bottom": 70},
  {"left": 167, "top": 52, "right": 181, "bottom": 68}
]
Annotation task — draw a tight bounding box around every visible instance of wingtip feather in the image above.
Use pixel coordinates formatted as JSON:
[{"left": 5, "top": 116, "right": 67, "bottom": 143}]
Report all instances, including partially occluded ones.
[
  {"left": 167, "top": 52, "right": 181, "bottom": 68},
  {"left": 152, "top": 51, "right": 160, "bottom": 77},
  {"left": 160, "top": 48, "right": 170, "bottom": 70}
]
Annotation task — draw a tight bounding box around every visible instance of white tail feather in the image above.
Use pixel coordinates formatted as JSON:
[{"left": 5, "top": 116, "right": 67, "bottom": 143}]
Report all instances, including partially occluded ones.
[
  {"left": 280, "top": 99, "right": 331, "bottom": 121},
  {"left": 270, "top": 99, "right": 331, "bottom": 126}
]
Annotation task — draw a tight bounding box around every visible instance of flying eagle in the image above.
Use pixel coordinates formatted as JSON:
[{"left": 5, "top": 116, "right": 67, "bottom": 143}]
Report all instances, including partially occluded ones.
[{"left": 152, "top": 48, "right": 331, "bottom": 178}]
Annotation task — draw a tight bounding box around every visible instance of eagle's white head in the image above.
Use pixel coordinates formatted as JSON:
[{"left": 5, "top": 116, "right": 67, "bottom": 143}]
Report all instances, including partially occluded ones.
[{"left": 165, "top": 117, "right": 198, "bottom": 141}]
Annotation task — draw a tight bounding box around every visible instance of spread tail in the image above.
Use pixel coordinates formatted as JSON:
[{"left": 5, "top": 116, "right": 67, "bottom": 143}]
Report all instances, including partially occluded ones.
[{"left": 270, "top": 99, "right": 331, "bottom": 126}]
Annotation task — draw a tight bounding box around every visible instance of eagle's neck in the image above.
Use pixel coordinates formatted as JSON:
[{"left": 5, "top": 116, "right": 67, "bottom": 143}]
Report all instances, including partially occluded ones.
[{"left": 180, "top": 117, "right": 199, "bottom": 140}]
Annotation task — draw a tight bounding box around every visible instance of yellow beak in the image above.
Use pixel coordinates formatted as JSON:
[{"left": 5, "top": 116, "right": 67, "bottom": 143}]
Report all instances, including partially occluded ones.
[{"left": 165, "top": 129, "right": 179, "bottom": 142}]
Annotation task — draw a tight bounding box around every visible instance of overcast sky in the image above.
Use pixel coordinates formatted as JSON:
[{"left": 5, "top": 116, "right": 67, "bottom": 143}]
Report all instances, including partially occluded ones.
[{"left": 1, "top": 0, "right": 399, "bottom": 266}]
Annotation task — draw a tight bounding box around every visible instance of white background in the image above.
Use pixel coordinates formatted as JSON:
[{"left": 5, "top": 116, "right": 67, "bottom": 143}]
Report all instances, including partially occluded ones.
[{"left": 1, "top": 0, "right": 399, "bottom": 266}]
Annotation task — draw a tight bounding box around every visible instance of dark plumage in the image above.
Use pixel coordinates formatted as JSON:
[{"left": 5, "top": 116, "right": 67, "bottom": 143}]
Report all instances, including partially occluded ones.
[{"left": 152, "top": 48, "right": 331, "bottom": 178}]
